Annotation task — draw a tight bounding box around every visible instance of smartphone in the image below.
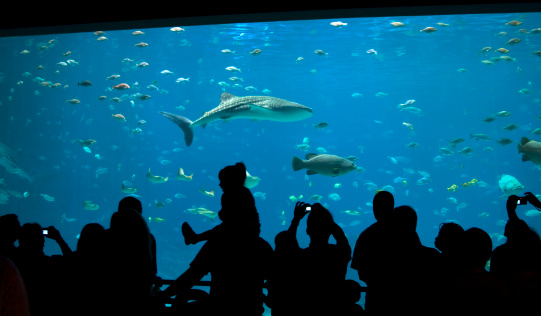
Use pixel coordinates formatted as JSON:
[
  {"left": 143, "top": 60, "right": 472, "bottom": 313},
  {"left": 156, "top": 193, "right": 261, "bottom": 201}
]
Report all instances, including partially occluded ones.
[
  {"left": 306, "top": 206, "right": 311, "bottom": 211},
  {"left": 517, "top": 197, "right": 528, "bottom": 205},
  {"left": 42, "top": 229, "right": 49, "bottom": 235}
]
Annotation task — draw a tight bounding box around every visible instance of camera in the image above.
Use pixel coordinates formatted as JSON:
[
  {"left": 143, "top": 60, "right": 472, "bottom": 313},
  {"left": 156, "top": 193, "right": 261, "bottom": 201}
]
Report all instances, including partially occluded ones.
[
  {"left": 306, "top": 206, "right": 311, "bottom": 211},
  {"left": 42, "top": 229, "right": 49, "bottom": 235},
  {"left": 517, "top": 197, "right": 528, "bottom": 205}
]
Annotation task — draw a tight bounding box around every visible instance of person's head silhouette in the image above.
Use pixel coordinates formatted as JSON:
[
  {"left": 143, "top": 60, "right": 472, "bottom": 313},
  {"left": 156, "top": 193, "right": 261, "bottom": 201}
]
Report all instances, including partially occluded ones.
[
  {"left": 435, "top": 222, "right": 464, "bottom": 253},
  {"left": 373, "top": 190, "right": 394, "bottom": 222},
  {"left": 392, "top": 205, "right": 417, "bottom": 232},
  {"left": 118, "top": 196, "right": 143, "bottom": 214},
  {"left": 218, "top": 162, "right": 247, "bottom": 191},
  {"left": 306, "top": 203, "right": 334, "bottom": 244},
  {"left": 19, "top": 223, "right": 45, "bottom": 252},
  {"left": 462, "top": 227, "right": 492, "bottom": 269},
  {"left": 0, "top": 214, "right": 21, "bottom": 246}
]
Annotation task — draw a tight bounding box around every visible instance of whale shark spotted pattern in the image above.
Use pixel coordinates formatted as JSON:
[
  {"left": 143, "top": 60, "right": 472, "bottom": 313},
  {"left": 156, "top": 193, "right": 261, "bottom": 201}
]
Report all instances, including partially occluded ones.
[{"left": 160, "top": 92, "right": 313, "bottom": 146}]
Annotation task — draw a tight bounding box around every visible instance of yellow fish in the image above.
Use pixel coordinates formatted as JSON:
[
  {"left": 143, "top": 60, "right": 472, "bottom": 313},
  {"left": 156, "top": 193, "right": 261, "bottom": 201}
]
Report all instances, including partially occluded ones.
[
  {"left": 469, "top": 179, "right": 478, "bottom": 185},
  {"left": 147, "top": 169, "right": 168, "bottom": 184},
  {"left": 186, "top": 207, "right": 218, "bottom": 221},
  {"left": 461, "top": 182, "right": 469, "bottom": 188},
  {"left": 342, "top": 210, "right": 361, "bottom": 216},
  {"left": 176, "top": 168, "right": 193, "bottom": 181},
  {"left": 402, "top": 180, "right": 408, "bottom": 186},
  {"left": 447, "top": 184, "right": 458, "bottom": 192},
  {"left": 200, "top": 186, "right": 215, "bottom": 197}
]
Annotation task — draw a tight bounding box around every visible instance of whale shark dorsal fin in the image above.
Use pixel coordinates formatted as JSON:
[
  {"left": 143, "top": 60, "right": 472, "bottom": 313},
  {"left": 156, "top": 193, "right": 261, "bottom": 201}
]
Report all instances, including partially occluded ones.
[{"left": 220, "top": 92, "right": 236, "bottom": 102}]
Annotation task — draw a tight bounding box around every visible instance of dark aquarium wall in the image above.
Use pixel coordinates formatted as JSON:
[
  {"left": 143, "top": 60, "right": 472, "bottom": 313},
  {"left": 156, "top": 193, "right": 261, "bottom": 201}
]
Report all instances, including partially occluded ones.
[{"left": 1, "top": 4, "right": 541, "bottom": 281}]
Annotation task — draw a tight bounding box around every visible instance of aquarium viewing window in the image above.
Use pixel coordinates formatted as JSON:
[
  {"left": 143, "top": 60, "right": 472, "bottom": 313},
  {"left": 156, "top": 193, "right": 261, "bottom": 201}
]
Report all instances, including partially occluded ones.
[{"left": 1, "top": 3, "right": 541, "bottom": 287}]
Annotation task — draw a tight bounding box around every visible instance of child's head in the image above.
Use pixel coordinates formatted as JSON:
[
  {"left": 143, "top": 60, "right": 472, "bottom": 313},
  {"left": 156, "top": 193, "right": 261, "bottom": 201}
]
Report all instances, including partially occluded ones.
[{"left": 219, "top": 162, "right": 247, "bottom": 190}]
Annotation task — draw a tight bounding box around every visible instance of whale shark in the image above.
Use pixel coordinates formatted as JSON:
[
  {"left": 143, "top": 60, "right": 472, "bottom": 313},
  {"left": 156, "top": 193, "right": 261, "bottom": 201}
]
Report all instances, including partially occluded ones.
[
  {"left": 0, "top": 142, "right": 32, "bottom": 182},
  {"left": 160, "top": 92, "right": 313, "bottom": 146}
]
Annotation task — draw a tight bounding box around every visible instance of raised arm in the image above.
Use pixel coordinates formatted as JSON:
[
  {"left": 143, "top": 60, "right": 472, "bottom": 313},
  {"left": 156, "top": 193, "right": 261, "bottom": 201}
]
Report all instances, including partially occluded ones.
[{"left": 46, "top": 226, "right": 72, "bottom": 256}]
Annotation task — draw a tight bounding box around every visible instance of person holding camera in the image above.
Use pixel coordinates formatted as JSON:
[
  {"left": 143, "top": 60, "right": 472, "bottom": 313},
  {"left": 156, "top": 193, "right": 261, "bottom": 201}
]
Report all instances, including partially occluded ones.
[
  {"left": 13, "top": 224, "right": 72, "bottom": 316},
  {"left": 490, "top": 193, "right": 541, "bottom": 316},
  {"left": 272, "top": 202, "right": 352, "bottom": 316}
]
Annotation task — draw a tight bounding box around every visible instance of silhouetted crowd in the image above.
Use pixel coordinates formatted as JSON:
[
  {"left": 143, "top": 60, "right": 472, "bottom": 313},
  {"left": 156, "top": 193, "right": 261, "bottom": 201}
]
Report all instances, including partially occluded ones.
[{"left": 1, "top": 162, "right": 541, "bottom": 316}]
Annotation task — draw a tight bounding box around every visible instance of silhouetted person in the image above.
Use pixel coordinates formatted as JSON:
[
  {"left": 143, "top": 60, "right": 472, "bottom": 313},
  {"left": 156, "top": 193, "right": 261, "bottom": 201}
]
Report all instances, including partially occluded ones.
[
  {"left": 273, "top": 202, "right": 351, "bottom": 316},
  {"left": 491, "top": 193, "right": 541, "bottom": 316},
  {"left": 385, "top": 205, "right": 441, "bottom": 315},
  {"left": 66, "top": 223, "right": 106, "bottom": 316},
  {"left": 0, "top": 213, "right": 21, "bottom": 261},
  {"left": 160, "top": 203, "right": 272, "bottom": 316},
  {"left": 182, "top": 162, "right": 259, "bottom": 245},
  {"left": 435, "top": 221, "right": 465, "bottom": 268},
  {"left": 103, "top": 208, "right": 154, "bottom": 315},
  {"left": 0, "top": 255, "right": 30, "bottom": 316},
  {"left": 350, "top": 190, "right": 394, "bottom": 313},
  {"left": 118, "top": 196, "right": 158, "bottom": 282},
  {"left": 448, "top": 227, "right": 510, "bottom": 316},
  {"left": 13, "top": 224, "right": 71, "bottom": 316}
]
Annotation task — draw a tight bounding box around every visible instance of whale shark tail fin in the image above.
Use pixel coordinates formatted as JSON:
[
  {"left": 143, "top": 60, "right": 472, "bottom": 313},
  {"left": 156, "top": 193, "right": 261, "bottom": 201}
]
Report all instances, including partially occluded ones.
[{"left": 159, "top": 112, "right": 194, "bottom": 147}]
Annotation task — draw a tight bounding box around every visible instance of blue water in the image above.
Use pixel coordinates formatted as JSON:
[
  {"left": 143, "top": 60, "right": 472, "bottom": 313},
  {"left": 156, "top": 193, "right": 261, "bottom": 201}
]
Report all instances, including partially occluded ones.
[{"left": 1, "top": 12, "right": 541, "bottom": 285}]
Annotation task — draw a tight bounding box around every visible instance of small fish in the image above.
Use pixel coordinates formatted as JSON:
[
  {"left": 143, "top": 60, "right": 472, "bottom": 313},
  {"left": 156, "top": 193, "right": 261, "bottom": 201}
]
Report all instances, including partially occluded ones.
[
  {"left": 313, "top": 122, "right": 329, "bottom": 129},
  {"left": 40, "top": 193, "right": 55, "bottom": 202},
  {"left": 366, "top": 49, "right": 377, "bottom": 55},
  {"left": 330, "top": 21, "right": 347, "bottom": 27},
  {"left": 146, "top": 169, "right": 168, "bottom": 184},
  {"left": 496, "top": 138, "right": 513, "bottom": 145},
  {"left": 83, "top": 201, "right": 100, "bottom": 211},
  {"left": 470, "top": 133, "right": 491, "bottom": 141},
  {"left": 328, "top": 193, "right": 341, "bottom": 201},
  {"left": 502, "top": 123, "right": 519, "bottom": 131},
  {"left": 149, "top": 217, "right": 166, "bottom": 223},
  {"left": 121, "top": 183, "right": 137, "bottom": 194},
  {"left": 176, "top": 168, "right": 193, "bottom": 181},
  {"left": 483, "top": 117, "right": 495, "bottom": 122},
  {"left": 406, "top": 142, "right": 419, "bottom": 148},
  {"left": 112, "top": 114, "right": 126, "bottom": 122},
  {"left": 77, "top": 80, "right": 92, "bottom": 87},
  {"left": 66, "top": 99, "right": 81, "bottom": 105},
  {"left": 225, "top": 66, "right": 241, "bottom": 73},
  {"left": 254, "top": 192, "right": 266, "bottom": 200},
  {"left": 448, "top": 138, "right": 464, "bottom": 148},
  {"left": 458, "top": 147, "right": 474, "bottom": 154},
  {"left": 342, "top": 210, "right": 361, "bottom": 216},
  {"left": 400, "top": 107, "right": 423, "bottom": 115},
  {"left": 199, "top": 186, "right": 215, "bottom": 197},
  {"left": 186, "top": 207, "right": 217, "bottom": 221},
  {"left": 60, "top": 214, "right": 77, "bottom": 223}
]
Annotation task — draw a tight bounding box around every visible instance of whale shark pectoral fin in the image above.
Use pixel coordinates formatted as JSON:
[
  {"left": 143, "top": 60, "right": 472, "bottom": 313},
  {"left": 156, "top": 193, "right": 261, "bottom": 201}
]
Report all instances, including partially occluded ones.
[{"left": 159, "top": 111, "right": 194, "bottom": 147}]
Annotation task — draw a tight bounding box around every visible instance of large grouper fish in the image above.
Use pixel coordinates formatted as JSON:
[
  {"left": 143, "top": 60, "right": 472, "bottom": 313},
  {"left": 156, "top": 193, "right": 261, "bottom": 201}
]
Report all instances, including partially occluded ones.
[{"left": 160, "top": 92, "right": 313, "bottom": 147}]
